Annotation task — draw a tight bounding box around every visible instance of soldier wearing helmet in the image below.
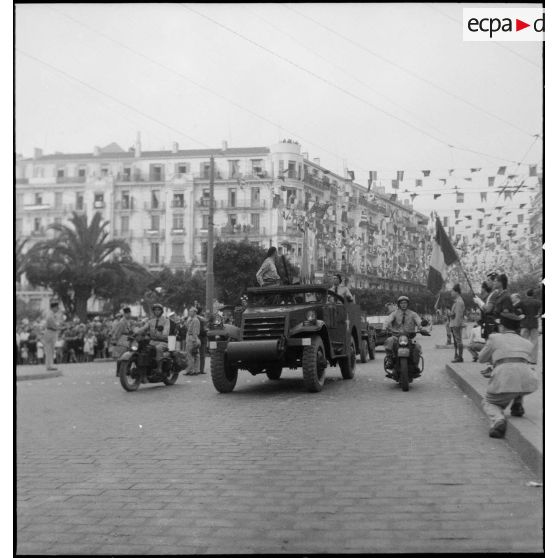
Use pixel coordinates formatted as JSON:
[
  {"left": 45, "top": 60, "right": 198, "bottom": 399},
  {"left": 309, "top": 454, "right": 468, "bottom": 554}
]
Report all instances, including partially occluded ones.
[
  {"left": 135, "top": 303, "right": 171, "bottom": 381},
  {"left": 383, "top": 296, "right": 424, "bottom": 374}
]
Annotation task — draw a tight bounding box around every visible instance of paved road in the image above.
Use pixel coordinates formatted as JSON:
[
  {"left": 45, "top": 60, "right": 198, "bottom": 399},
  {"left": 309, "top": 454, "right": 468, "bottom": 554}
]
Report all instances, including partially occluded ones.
[{"left": 16, "top": 327, "right": 542, "bottom": 554}]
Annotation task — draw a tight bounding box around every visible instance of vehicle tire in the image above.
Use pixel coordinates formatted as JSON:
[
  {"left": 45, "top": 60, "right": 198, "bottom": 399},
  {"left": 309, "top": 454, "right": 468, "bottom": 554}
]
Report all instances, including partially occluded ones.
[
  {"left": 302, "top": 336, "right": 327, "bottom": 392},
  {"left": 266, "top": 364, "right": 282, "bottom": 380},
  {"left": 210, "top": 350, "right": 238, "bottom": 393},
  {"left": 399, "top": 358, "right": 409, "bottom": 392},
  {"left": 163, "top": 366, "right": 179, "bottom": 385},
  {"left": 368, "top": 339, "right": 376, "bottom": 360},
  {"left": 119, "top": 359, "right": 140, "bottom": 392},
  {"left": 359, "top": 338, "right": 368, "bottom": 363},
  {"left": 339, "top": 337, "right": 356, "bottom": 380}
]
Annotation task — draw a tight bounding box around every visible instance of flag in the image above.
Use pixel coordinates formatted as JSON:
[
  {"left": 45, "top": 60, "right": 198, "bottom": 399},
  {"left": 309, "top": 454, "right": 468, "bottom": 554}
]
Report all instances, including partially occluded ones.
[
  {"left": 439, "top": 179, "right": 447, "bottom": 185},
  {"left": 397, "top": 170, "right": 404, "bottom": 181},
  {"left": 477, "top": 208, "right": 485, "bottom": 213},
  {"left": 464, "top": 177, "right": 472, "bottom": 182},
  {"left": 480, "top": 192, "right": 488, "bottom": 202},
  {"left": 449, "top": 169, "right": 454, "bottom": 176},
  {"left": 488, "top": 176, "right": 495, "bottom": 187},
  {"left": 456, "top": 192, "right": 464, "bottom": 203},
  {"left": 504, "top": 191, "right": 513, "bottom": 201},
  {"left": 465, "top": 215, "right": 472, "bottom": 220},
  {"left": 347, "top": 170, "right": 355, "bottom": 181},
  {"left": 237, "top": 177, "right": 246, "bottom": 188},
  {"left": 471, "top": 168, "right": 481, "bottom": 173},
  {"left": 434, "top": 194, "right": 441, "bottom": 199},
  {"left": 422, "top": 170, "right": 431, "bottom": 177},
  {"left": 410, "top": 193, "right": 418, "bottom": 201},
  {"left": 392, "top": 180, "right": 399, "bottom": 189},
  {"left": 427, "top": 217, "right": 459, "bottom": 294},
  {"left": 507, "top": 174, "right": 517, "bottom": 179},
  {"left": 497, "top": 166, "right": 506, "bottom": 175},
  {"left": 415, "top": 179, "right": 423, "bottom": 187},
  {"left": 529, "top": 164, "right": 537, "bottom": 177}
]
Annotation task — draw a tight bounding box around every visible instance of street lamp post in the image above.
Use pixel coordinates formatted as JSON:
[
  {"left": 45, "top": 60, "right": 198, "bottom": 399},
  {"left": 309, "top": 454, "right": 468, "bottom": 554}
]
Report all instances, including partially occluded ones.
[{"left": 205, "top": 156, "right": 215, "bottom": 318}]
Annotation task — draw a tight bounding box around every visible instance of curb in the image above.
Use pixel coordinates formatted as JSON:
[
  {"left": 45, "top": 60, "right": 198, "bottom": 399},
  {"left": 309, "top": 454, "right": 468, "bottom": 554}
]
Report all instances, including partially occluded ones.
[
  {"left": 435, "top": 344, "right": 454, "bottom": 349},
  {"left": 16, "top": 370, "right": 63, "bottom": 382},
  {"left": 445, "top": 364, "right": 542, "bottom": 479}
]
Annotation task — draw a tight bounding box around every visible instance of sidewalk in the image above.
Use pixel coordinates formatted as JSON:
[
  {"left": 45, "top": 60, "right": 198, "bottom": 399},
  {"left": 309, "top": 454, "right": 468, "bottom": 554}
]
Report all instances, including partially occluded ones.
[
  {"left": 16, "top": 365, "right": 63, "bottom": 381},
  {"left": 445, "top": 357, "right": 542, "bottom": 479}
]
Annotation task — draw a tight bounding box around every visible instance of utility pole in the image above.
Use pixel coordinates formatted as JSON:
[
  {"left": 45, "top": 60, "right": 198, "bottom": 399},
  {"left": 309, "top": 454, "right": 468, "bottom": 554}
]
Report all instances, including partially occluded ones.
[{"left": 205, "top": 156, "right": 215, "bottom": 318}]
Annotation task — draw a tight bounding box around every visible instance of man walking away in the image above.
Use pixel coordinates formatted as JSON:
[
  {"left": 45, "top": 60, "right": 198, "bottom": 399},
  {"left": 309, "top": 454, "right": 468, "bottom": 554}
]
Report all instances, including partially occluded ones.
[
  {"left": 43, "top": 300, "right": 61, "bottom": 371},
  {"left": 478, "top": 312, "right": 538, "bottom": 438},
  {"left": 450, "top": 284, "right": 466, "bottom": 363},
  {"left": 520, "top": 289, "right": 541, "bottom": 365}
]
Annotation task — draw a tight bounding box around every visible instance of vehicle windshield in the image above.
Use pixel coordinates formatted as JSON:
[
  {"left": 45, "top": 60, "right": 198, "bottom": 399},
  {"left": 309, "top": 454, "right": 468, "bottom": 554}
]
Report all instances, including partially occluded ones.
[{"left": 248, "top": 290, "right": 327, "bottom": 306}]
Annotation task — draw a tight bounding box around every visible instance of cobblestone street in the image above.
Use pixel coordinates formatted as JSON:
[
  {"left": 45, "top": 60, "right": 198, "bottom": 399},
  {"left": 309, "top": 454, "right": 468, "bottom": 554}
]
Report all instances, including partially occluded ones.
[{"left": 16, "top": 328, "right": 543, "bottom": 554}]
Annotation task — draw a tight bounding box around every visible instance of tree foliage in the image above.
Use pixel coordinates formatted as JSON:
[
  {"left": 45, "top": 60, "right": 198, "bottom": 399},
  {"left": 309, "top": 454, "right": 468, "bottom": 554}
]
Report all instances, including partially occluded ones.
[
  {"left": 24, "top": 212, "right": 148, "bottom": 321},
  {"left": 15, "top": 238, "right": 29, "bottom": 284}
]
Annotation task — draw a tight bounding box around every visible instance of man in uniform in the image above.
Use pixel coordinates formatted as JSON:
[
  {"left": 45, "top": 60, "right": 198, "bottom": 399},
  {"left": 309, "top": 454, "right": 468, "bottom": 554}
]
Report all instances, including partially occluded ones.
[
  {"left": 474, "top": 271, "right": 505, "bottom": 339},
  {"left": 330, "top": 273, "right": 354, "bottom": 302},
  {"left": 478, "top": 311, "right": 538, "bottom": 438},
  {"left": 136, "top": 303, "right": 170, "bottom": 381},
  {"left": 520, "top": 289, "right": 541, "bottom": 364},
  {"left": 449, "top": 284, "right": 466, "bottom": 363},
  {"left": 110, "top": 307, "right": 133, "bottom": 359},
  {"left": 256, "top": 246, "right": 281, "bottom": 286},
  {"left": 43, "top": 299, "right": 62, "bottom": 371},
  {"left": 183, "top": 307, "right": 201, "bottom": 375},
  {"left": 383, "top": 296, "right": 424, "bottom": 376}
]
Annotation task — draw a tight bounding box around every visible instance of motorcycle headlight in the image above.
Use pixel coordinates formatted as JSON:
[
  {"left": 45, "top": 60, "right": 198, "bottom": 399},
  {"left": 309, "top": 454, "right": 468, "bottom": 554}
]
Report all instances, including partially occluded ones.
[
  {"left": 306, "top": 310, "right": 317, "bottom": 322},
  {"left": 398, "top": 336, "right": 409, "bottom": 346},
  {"left": 131, "top": 342, "right": 138, "bottom": 351},
  {"left": 213, "top": 314, "right": 223, "bottom": 327}
]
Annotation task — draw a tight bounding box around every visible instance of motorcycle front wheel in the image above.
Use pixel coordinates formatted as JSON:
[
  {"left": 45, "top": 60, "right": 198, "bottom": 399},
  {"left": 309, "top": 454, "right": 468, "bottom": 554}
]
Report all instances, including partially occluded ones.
[
  {"left": 399, "top": 359, "right": 409, "bottom": 392},
  {"left": 119, "top": 359, "right": 141, "bottom": 392},
  {"left": 163, "top": 366, "right": 179, "bottom": 385}
]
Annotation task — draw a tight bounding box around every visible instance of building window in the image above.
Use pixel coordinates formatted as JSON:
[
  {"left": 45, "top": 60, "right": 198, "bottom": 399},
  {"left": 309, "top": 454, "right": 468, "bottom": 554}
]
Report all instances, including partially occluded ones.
[
  {"left": 172, "top": 214, "right": 184, "bottom": 230},
  {"left": 33, "top": 166, "right": 44, "bottom": 178},
  {"left": 34, "top": 193, "right": 43, "bottom": 205},
  {"left": 150, "top": 243, "right": 160, "bottom": 264},
  {"left": 16, "top": 193, "right": 23, "bottom": 208},
  {"left": 177, "top": 163, "right": 189, "bottom": 174},
  {"left": 202, "top": 214, "right": 209, "bottom": 229},
  {"left": 228, "top": 214, "right": 238, "bottom": 227},
  {"left": 251, "top": 159, "right": 264, "bottom": 176},
  {"left": 121, "top": 215, "right": 129, "bottom": 234},
  {"left": 171, "top": 243, "right": 184, "bottom": 260},
  {"left": 200, "top": 162, "right": 211, "bottom": 179},
  {"left": 76, "top": 193, "right": 84, "bottom": 211},
  {"left": 150, "top": 214, "right": 160, "bottom": 231},
  {"left": 288, "top": 161, "right": 297, "bottom": 179},
  {"left": 57, "top": 168, "right": 65, "bottom": 178},
  {"left": 518, "top": 214, "right": 524, "bottom": 224},
  {"left": 278, "top": 160, "right": 285, "bottom": 176},
  {"left": 150, "top": 164, "right": 164, "bottom": 181},
  {"left": 228, "top": 189, "right": 237, "bottom": 208},
  {"left": 123, "top": 167, "right": 131, "bottom": 181},
  {"left": 228, "top": 160, "right": 240, "bottom": 179},
  {"left": 251, "top": 187, "right": 260, "bottom": 206},
  {"left": 151, "top": 190, "right": 159, "bottom": 209},
  {"left": 201, "top": 242, "right": 208, "bottom": 263},
  {"left": 250, "top": 213, "right": 260, "bottom": 231},
  {"left": 121, "top": 191, "right": 130, "bottom": 209},
  {"left": 94, "top": 193, "right": 104, "bottom": 208},
  {"left": 101, "top": 166, "right": 109, "bottom": 176},
  {"left": 54, "top": 192, "right": 63, "bottom": 209},
  {"left": 172, "top": 193, "right": 184, "bottom": 208},
  {"left": 34, "top": 217, "right": 41, "bottom": 232},
  {"left": 78, "top": 166, "right": 86, "bottom": 178}
]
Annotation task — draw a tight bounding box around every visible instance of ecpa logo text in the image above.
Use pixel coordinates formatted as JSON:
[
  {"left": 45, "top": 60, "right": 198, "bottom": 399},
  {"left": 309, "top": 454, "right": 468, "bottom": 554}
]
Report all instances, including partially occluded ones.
[{"left": 467, "top": 15, "right": 544, "bottom": 38}]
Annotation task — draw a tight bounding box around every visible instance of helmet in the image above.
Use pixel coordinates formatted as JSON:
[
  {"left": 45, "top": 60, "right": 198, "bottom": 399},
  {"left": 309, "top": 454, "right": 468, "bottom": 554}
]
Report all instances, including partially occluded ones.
[
  {"left": 397, "top": 296, "right": 410, "bottom": 307},
  {"left": 152, "top": 303, "right": 164, "bottom": 312}
]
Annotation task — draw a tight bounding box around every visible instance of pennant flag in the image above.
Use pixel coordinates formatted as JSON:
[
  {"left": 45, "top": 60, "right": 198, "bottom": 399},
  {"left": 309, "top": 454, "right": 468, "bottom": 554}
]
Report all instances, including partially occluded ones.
[
  {"left": 449, "top": 169, "right": 454, "bottom": 176},
  {"left": 507, "top": 174, "right": 518, "bottom": 179},
  {"left": 427, "top": 217, "right": 459, "bottom": 294},
  {"left": 519, "top": 203, "right": 526, "bottom": 209},
  {"left": 529, "top": 164, "right": 537, "bottom": 177},
  {"left": 504, "top": 191, "right": 513, "bottom": 201},
  {"left": 465, "top": 215, "right": 472, "bottom": 220},
  {"left": 392, "top": 180, "right": 399, "bottom": 189},
  {"left": 439, "top": 179, "right": 447, "bottom": 185},
  {"left": 422, "top": 170, "right": 431, "bottom": 177},
  {"left": 410, "top": 193, "right": 418, "bottom": 201},
  {"left": 347, "top": 170, "right": 355, "bottom": 181},
  {"left": 464, "top": 177, "right": 472, "bottom": 182},
  {"left": 496, "top": 206, "right": 503, "bottom": 211},
  {"left": 480, "top": 192, "right": 488, "bottom": 202},
  {"left": 476, "top": 208, "right": 485, "bottom": 213},
  {"left": 456, "top": 192, "right": 464, "bottom": 203},
  {"left": 471, "top": 168, "right": 481, "bottom": 173},
  {"left": 434, "top": 194, "right": 441, "bottom": 200},
  {"left": 415, "top": 179, "right": 423, "bottom": 187},
  {"left": 497, "top": 166, "right": 506, "bottom": 175},
  {"left": 488, "top": 176, "right": 495, "bottom": 187}
]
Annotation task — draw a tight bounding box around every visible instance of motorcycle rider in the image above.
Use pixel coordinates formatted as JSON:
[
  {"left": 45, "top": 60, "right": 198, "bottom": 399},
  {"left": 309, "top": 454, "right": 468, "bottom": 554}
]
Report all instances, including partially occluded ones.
[
  {"left": 383, "top": 296, "right": 424, "bottom": 377},
  {"left": 136, "top": 303, "right": 170, "bottom": 381}
]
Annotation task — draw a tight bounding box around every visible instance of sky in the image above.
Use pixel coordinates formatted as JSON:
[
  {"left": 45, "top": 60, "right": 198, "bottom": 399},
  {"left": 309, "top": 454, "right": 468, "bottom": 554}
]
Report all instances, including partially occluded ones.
[{"left": 15, "top": 3, "right": 543, "bottom": 216}]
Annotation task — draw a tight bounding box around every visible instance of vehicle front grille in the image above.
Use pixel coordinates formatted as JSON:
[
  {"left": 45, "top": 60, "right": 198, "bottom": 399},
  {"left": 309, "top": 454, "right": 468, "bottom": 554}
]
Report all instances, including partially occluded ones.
[{"left": 242, "top": 316, "right": 286, "bottom": 340}]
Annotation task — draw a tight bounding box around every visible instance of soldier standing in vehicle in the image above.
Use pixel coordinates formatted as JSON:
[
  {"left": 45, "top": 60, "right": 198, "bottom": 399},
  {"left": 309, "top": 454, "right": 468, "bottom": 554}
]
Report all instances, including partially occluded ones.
[
  {"left": 330, "top": 273, "right": 354, "bottom": 302},
  {"left": 256, "top": 246, "right": 281, "bottom": 286}
]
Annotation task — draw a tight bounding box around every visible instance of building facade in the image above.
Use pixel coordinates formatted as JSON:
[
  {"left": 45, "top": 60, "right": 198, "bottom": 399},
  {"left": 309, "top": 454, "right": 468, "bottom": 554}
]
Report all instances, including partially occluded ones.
[{"left": 16, "top": 136, "right": 431, "bottom": 297}]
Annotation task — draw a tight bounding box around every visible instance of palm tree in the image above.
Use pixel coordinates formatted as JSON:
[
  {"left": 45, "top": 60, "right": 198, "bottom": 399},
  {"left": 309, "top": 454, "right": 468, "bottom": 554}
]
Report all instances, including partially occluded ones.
[
  {"left": 25, "top": 212, "right": 148, "bottom": 321},
  {"left": 15, "top": 237, "right": 29, "bottom": 283}
]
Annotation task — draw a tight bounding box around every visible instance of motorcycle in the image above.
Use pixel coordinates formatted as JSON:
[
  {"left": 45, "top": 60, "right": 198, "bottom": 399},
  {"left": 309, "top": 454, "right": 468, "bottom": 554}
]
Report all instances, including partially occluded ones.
[
  {"left": 383, "top": 330, "right": 430, "bottom": 392},
  {"left": 116, "top": 333, "right": 183, "bottom": 391}
]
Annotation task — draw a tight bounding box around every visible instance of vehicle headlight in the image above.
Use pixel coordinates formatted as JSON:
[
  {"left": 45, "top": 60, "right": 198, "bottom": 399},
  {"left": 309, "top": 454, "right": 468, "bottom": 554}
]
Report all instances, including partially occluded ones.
[
  {"left": 131, "top": 342, "right": 138, "bottom": 351},
  {"left": 398, "top": 336, "right": 409, "bottom": 346},
  {"left": 306, "top": 310, "right": 317, "bottom": 322}
]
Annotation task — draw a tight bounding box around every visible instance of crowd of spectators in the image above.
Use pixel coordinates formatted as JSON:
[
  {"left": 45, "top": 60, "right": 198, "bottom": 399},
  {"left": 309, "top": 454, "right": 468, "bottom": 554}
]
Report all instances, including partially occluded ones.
[{"left": 15, "top": 314, "right": 142, "bottom": 366}]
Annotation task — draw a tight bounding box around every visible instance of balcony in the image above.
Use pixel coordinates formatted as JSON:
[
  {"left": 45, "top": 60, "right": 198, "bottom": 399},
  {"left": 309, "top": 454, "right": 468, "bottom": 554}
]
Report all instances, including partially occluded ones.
[
  {"left": 115, "top": 198, "right": 135, "bottom": 211},
  {"left": 170, "top": 228, "right": 186, "bottom": 235},
  {"left": 30, "top": 228, "right": 46, "bottom": 237},
  {"left": 93, "top": 201, "right": 105, "bottom": 209},
  {"left": 142, "top": 256, "right": 163, "bottom": 268},
  {"left": 56, "top": 176, "right": 86, "bottom": 184},
  {"left": 22, "top": 203, "right": 51, "bottom": 211},
  {"left": 144, "top": 202, "right": 166, "bottom": 211},
  {"left": 196, "top": 198, "right": 216, "bottom": 208},
  {"left": 114, "top": 230, "right": 134, "bottom": 239},
  {"left": 148, "top": 174, "right": 165, "bottom": 182},
  {"left": 171, "top": 200, "right": 185, "bottom": 209},
  {"left": 144, "top": 228, "right": 166, "bottom": 239}
]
